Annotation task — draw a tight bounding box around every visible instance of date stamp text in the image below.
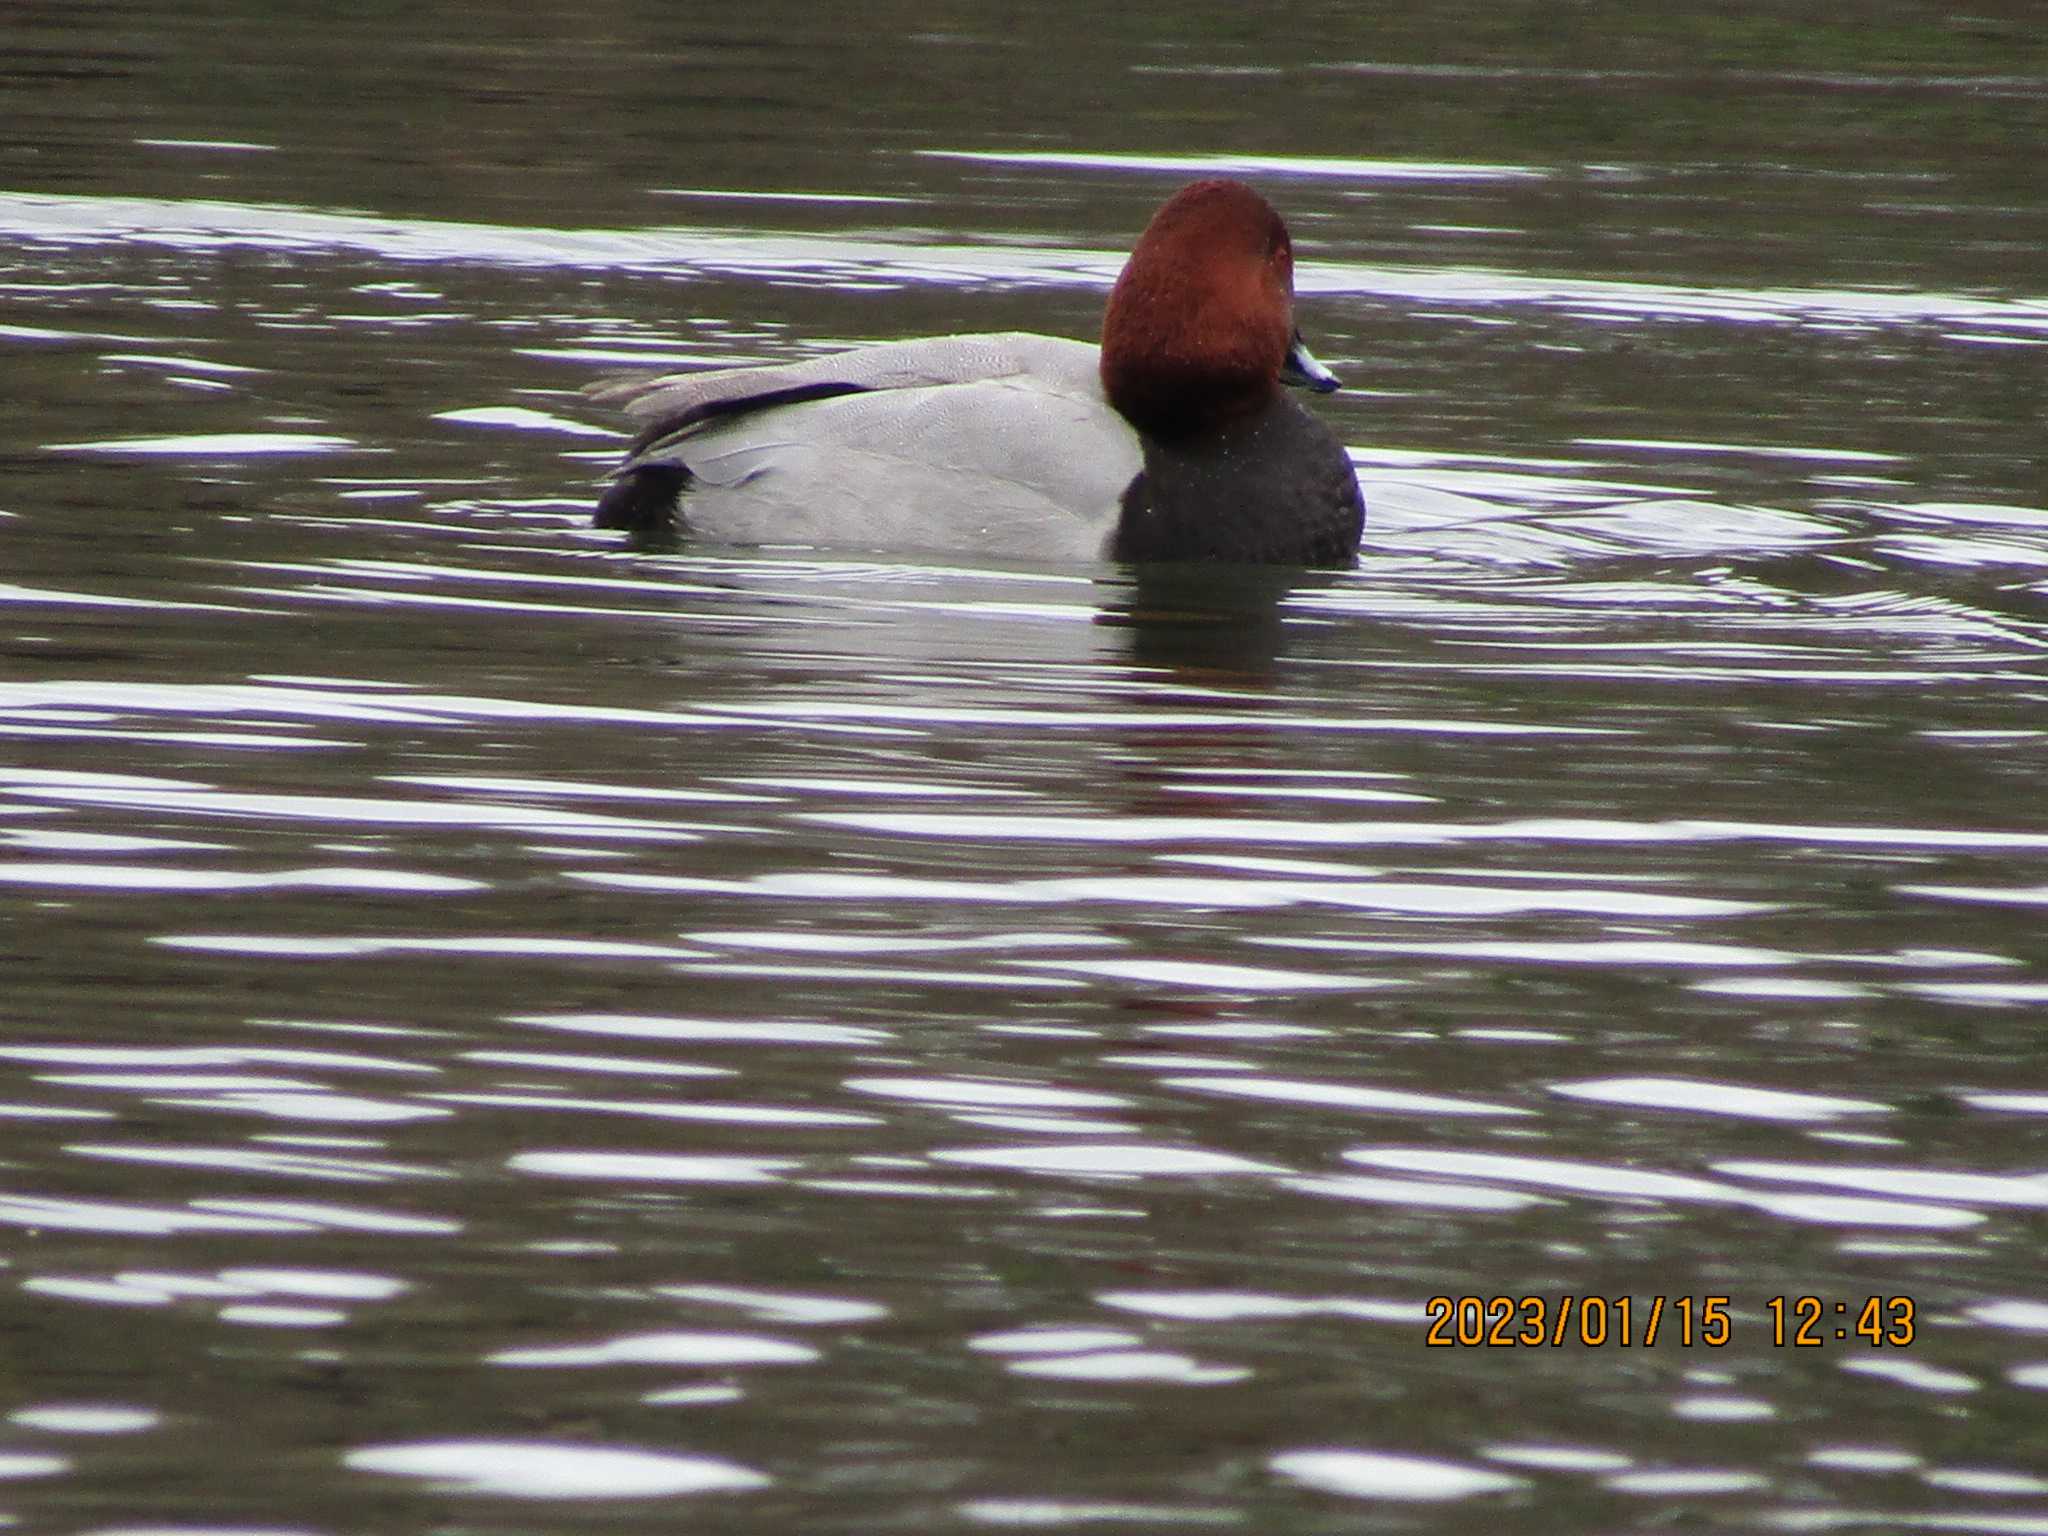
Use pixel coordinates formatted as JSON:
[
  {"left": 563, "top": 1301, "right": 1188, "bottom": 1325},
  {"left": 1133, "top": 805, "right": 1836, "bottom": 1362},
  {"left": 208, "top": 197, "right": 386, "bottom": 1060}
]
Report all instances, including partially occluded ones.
[{"left": 1423, "top": 1294, "right": 1916, "bottom": 1348}]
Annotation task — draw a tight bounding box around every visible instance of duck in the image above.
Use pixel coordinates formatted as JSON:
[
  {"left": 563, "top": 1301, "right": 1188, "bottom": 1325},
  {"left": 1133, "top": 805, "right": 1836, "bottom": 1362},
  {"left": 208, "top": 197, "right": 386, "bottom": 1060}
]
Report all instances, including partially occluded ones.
[{"left": 588, "top": 179, "right": 1364, "bottom": 566}]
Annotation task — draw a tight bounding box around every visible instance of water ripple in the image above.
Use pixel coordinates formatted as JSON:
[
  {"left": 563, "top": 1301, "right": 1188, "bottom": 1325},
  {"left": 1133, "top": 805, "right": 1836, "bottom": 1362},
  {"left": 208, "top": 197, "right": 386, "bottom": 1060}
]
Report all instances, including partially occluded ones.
[{"left": 346, "top": 1440, "right": 768, "bottom": 1499}]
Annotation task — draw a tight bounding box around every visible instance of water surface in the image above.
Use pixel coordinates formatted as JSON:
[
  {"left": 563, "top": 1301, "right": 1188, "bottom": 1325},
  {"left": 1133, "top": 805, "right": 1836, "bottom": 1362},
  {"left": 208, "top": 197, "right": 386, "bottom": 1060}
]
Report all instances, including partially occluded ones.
[{"left": 5, "top": 5, "right": 2048, "bottom": 1532}]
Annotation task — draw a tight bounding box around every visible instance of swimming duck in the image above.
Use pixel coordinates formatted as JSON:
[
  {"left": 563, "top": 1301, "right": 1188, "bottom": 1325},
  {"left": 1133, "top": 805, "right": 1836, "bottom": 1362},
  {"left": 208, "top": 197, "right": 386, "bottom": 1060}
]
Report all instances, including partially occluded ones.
[{"left": 590, "top": 179, "right": 1363, "bottom": 565}]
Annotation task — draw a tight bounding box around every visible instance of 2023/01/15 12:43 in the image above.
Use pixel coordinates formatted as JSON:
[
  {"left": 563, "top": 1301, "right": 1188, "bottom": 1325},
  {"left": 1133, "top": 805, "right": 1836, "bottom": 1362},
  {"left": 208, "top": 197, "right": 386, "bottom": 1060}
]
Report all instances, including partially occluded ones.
[
  {"left": 1423, "top": 1295, "right": 1917, "bottom": 1348},
  {"left": 1768, "top": 1294, "right": 1916, "bottom": 1347}
]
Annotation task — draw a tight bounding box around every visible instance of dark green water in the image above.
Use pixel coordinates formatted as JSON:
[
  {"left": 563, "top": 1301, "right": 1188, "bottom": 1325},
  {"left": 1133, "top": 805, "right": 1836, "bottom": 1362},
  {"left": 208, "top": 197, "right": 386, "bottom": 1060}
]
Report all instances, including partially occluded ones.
[{"left": 4, "top": 4, "right": 2047, "bottom": 1531}]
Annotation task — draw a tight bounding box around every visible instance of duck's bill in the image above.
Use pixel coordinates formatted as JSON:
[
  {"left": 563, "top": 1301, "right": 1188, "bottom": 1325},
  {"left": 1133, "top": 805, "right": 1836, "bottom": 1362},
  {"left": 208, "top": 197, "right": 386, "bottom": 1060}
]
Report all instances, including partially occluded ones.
[{"left": 1280, "top": 330, "right": 1341, "bottom": 393}]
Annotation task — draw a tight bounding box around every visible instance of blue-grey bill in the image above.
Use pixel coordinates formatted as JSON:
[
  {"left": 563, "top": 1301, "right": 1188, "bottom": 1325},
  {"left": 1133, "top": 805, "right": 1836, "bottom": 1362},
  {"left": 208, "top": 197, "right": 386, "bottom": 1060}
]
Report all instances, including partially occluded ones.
[{"left": 1281, "top": 329, "right": 1341, "bottom": 393}]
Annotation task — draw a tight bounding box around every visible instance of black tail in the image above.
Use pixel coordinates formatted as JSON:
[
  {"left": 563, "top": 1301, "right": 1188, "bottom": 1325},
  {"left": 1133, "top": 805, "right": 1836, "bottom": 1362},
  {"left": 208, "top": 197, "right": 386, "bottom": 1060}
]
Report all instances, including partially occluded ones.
[{"left": 594, "top": 465, "right": 689, "bottom": 534}]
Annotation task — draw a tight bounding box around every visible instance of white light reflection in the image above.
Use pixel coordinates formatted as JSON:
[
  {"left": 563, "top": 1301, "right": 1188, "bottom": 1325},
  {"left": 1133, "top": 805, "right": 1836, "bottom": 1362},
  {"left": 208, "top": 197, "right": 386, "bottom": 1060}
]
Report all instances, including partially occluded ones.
[
  {"left": 431, "top": 1092, "right": 876, "bottom": 1127},
  {"left": 388, "top": 772, "right": 771, "bottom": 805},
  {"left": 960, "top": 1497, "right": 1230, "bottom": 1526},
  {"left": 1715, "top": 1162, "right": 2048, "bottom": 1207},
  {"left": 509, "top": 1152, "right": 795, "bottom": 1183},
  {"left": 153, "top": 1092, "right": 446, "bottom": 1124},
  {"left": 155, "top": 935, "right": 709, "bottom": 960},
  {"left": 1550, "top": 1077, "right": 1888, "bottom": 1121},
  {"left": 1839, "top": 1359, "right": 1978, "bottom": 1394},
  {"left": 512, "top": 1013, "right": 890, "bottom": 1046},
  {"left": 1166, "top": 1075, "right": 1527, "bottom": 1118},
  {"left": 463, "top": 1050, "right": 733, "bottom": 1080},
  {"left": 64, "top": 1143, "right": 444, "bottom": 1183},
  {"left": 187, "top": 1199, "right": 458, "bottom": 1234},
  {"left": 1098, "top": 1292, "right": 1421, "bottom": 1324},
  {"left": 216, "top": 1268, "right": 406, "bottom": 1300},
  {"left": 921, "top": 148, "right": 1547, "bottom": 183},
  {"left": 1280, "top": 1175, "right": 1543, "bottom": 1211},
  {"left": 7, "top": 1403, "right": 159, "bottom": 1434},
  {"left": 1921, "top": 1468, "right": 2048, "bottom": 1495},
  {"left": 1601, "top": 1468, "right": 1770, "bottom": 1496},
  {"left": 218, "top": 1304, "right": 348, "bottom": 1328},
  {"left": 845, "top": 1077, "right": 1130, "bottom": 1110},
  {"left": 1482, "top": 1444, "right": 1633, "bottom": 1472},
  {"left": 0, "top": 1044, "right": 432, "bottom": 1073},
  {"left": 1009, "top": 957, "right": 1393, "bottom": 991},
  {"left": 0, "top": 862, "right": 482, "bottom": 894},
  {"left": 660, "top": 1286, "right": 886, "bottom": 1325},
  {"left": 0, "top": 1451, "right": 70, "bottom": 1480},
  {"left": 8, "top": 782, "right": 704, "bottom": 840},
  {"left": 1271, "top": 1449, "right": 1526, "bottom": 1501},
  {"left": 46, "top": 432, "right": 357, "bottom": 456},
  {"left": 434, "top": 406, "right": 620, "bottom": 437},
  {"left": 970, "top": 1328, "right": 1140, "bottom": 1354},
  {"left": 1968, "top": 1301, "right": 2048, "bottom": 1332},
  {"left": 490, "top": 1332, "right": 817, "bottom": 1368},
  {"left": 930, "top": 1144, "right": 1282, "bottom": 1177},
  {"left": 1331, "top": 1149, "right": 1978, "bottom": 1228},
  {"left": 0, "top": 1195, "right": 311, "bottom": 1235},
  {"left": 346, "top": 1439, "right": 767, "bottom": 1498},
  {"left": 1003, "top": 1351, "right": 1249, "bottom": 1384}
]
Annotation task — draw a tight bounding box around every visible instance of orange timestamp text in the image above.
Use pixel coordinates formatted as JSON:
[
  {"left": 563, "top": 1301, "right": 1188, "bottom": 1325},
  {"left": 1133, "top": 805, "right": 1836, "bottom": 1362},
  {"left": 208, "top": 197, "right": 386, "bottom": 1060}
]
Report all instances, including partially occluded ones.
[{"left": 1424, "top": 1294, "right": 1916, "bottom": 1348}]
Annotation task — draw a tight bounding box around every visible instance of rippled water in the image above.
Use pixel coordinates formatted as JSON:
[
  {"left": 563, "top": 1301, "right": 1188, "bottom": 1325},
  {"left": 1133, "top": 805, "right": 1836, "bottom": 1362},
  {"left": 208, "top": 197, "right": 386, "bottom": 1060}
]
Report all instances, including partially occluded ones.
[{"left": 6, "top": 6, "right": 2048, "bottom": 1532}]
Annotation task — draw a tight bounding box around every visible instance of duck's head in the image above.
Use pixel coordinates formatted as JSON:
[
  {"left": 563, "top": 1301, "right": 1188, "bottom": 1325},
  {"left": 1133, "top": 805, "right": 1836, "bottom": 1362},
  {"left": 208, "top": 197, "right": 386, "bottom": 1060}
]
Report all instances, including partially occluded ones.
[{"left": 1100, "top": 178, "right": 1338, "bottom": 441}]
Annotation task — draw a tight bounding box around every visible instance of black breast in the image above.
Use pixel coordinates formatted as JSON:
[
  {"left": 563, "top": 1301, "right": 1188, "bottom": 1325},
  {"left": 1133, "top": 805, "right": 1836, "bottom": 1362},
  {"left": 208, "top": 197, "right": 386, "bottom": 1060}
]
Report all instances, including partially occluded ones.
[{"left": 1109, "top": 395, "right": 1364, "bottom": 566}]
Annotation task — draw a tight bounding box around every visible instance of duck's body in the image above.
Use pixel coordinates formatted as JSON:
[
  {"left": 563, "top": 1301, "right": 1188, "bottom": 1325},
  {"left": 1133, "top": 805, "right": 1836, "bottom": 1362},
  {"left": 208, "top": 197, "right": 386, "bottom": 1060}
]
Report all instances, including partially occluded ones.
[
  {"left": 593, "top": 333, "right": 1134, "bottom": 561},
  {"left": 589, "top": 181, "right": 1364, "bottom": 566}
]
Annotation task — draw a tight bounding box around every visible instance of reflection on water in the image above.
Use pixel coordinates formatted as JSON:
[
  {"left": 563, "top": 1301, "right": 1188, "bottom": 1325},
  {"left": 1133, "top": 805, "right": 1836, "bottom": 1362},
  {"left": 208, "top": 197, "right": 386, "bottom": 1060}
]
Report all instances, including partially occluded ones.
[{"left": 6, "top": 4, "right": 2048, "bottom": 1533}]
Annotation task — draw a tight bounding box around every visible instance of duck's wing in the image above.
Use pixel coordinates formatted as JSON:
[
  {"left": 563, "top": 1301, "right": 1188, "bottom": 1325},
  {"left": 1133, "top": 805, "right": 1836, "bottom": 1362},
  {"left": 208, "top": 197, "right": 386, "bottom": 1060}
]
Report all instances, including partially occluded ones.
[
  {"left": 679, "top": 373, "right": 1140, "bottom": 553},
  {"left": 590, "top": 332, "right": 1101, "bottom": 456}
]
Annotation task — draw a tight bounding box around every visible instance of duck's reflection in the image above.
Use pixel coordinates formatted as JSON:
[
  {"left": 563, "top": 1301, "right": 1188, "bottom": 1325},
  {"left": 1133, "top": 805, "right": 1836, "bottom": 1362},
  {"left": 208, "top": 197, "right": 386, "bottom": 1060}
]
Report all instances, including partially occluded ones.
[{"left": 1093, "top": 563, "right": 1332, "bottom": 683}]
